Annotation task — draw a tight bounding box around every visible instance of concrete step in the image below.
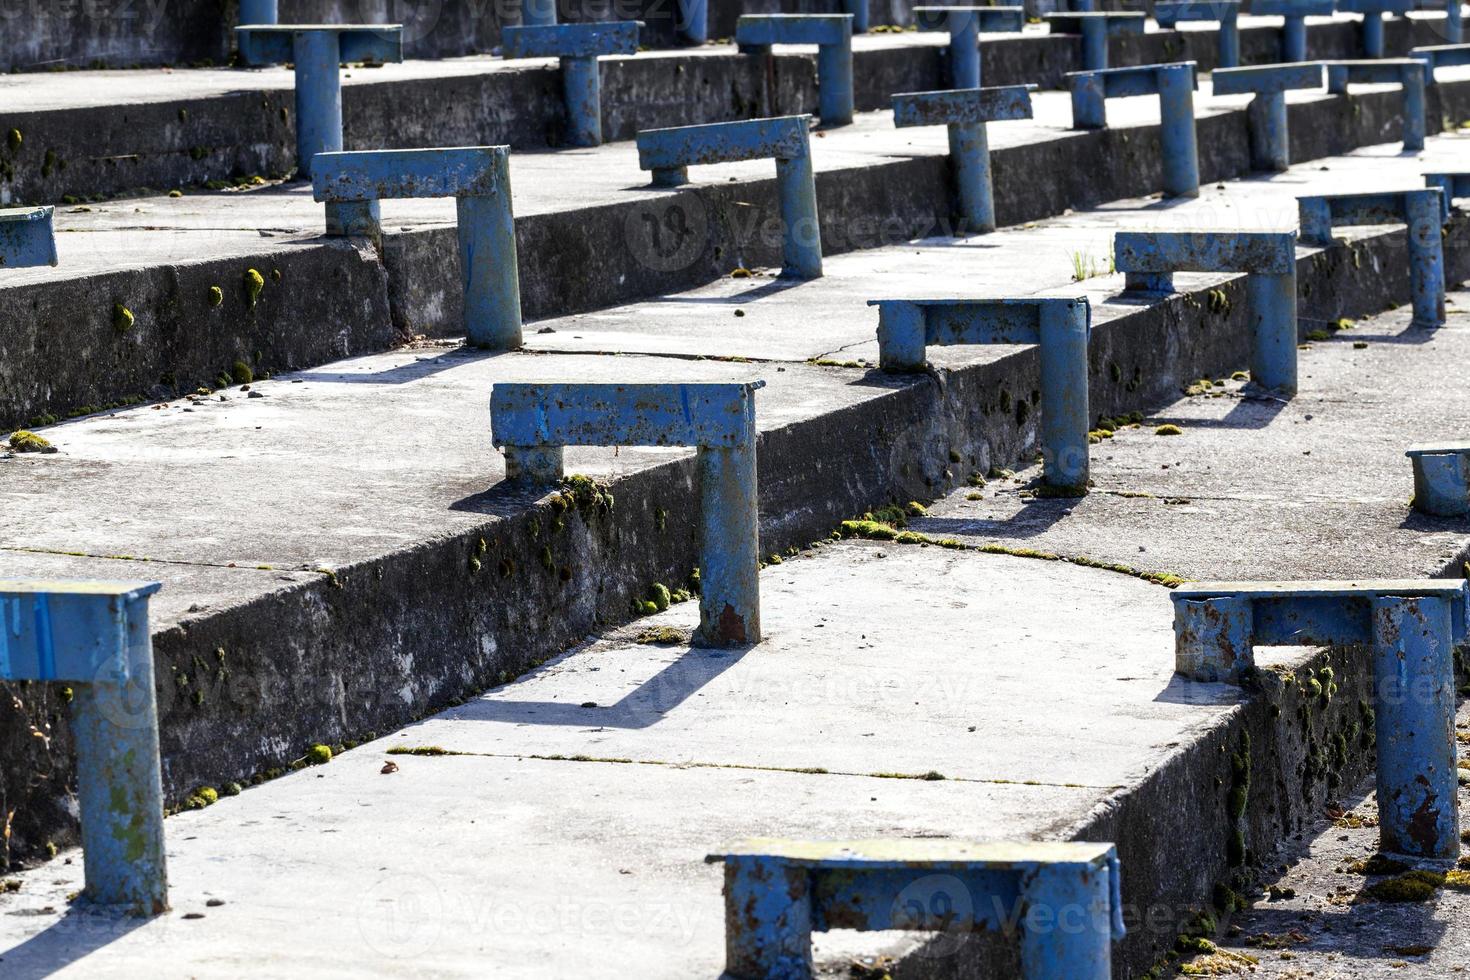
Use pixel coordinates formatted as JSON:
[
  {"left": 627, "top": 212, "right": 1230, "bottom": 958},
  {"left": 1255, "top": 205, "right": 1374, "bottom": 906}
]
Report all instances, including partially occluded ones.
[
  {"left": 0, "top": 138, "right": 1466, "bottom": 874},
  {"left": 1171, "top": 700, "right": 1470, "bottom": 979},
  {"left": 6, "top": 75, "right": 1468, "bottom": 432},
  {"left": 0, "top": 14, "right": 1418, "bottom": 206}
]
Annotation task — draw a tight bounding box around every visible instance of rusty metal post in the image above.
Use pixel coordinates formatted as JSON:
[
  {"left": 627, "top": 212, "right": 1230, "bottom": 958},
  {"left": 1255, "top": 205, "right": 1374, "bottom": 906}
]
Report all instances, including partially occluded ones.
[{"left": 1371, "top": 594, "right": 1460, "bottom": 860}]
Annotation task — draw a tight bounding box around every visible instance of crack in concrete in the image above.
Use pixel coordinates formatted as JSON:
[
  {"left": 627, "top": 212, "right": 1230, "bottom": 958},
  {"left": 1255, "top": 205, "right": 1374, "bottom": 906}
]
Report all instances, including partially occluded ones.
[{"left": 0, "top": 545, "right": 311, "bottom": 577}]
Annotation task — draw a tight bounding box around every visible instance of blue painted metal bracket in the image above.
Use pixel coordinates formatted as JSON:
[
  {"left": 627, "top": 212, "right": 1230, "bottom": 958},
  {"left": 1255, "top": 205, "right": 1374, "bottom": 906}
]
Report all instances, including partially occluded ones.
[
  {"left": 1297, "top": 189, "right": 1445, "bottom": 326},
  {"left": 1324, "top": 59, "right": 1427, "bottom": 151},
  {"left": 0, "top": 580, "right": 167, "bottom": 915},
  {"left": 1411, "top": 42, "right": 1470, "bottom": 83},
  {"left": 0, "top": 206, "right": 58, "bottom": 268},
  {"left": 491, "top": 381, "right": 765, "bottom": 647},
  {"left": 842, "top": 0, "right": 871, "bottom": 34},
  {"left": 708, "top": 839, "right": 1125, "bottom": 979},
  {"left": 736, "top": 15, "right": 855, "bottom": 126},
  {"left": 1154, "top": 2, "right": 1241, "bottom": 68},
  {"left": 1114, "top": 229, "right": 1299, "bottom": 393},
  {"left": 913, "top": 6, "right": 1026, "bottom": 87},
  {"left": 521, "top": 0, "right": 556, "bottom": 28},
  {"left": 1172, "top": 579, "right": 1467, "bottom": 860},
  {"left": 313, "top": 146, "right": 522, "bottom": 350},
  {"left": 1043, "top": 12, "right": 1146, "bottom": 71},
  {"left": 1066, "top": 62, "right": 1199, "bottom": 198},
  {"left": 1212, "top": 62, "right": 1323, "bottom": 172},
  {"left": 891, "top": 85, "right": 1033, "bottom": 233},
  {"left": 637, "top": 115, "right": 821, "bottom": 279},
  {"left": 1407, "top": 443, "right": 1470, "bottom": 516},
  {"left": 502, "top": 22, "right": 639, "bottom": 147},
  {"left": 234, "top": 25, "right": 404, "bottom": 177},
  {"left": 1424, "top": 171, "right": 1470, "bottom": 220},
  {"left": 1338, "top": 0, "right": 1415, "bottom": 57},
  {"left": 868, "top": 297, "right": 1092, "bottom": 490},
  {"left": 238, "top": 0, "right": 277, "bottom": 25},
  {"left": 1251, "top": 0, "right": 1336, "bottom": 62}
]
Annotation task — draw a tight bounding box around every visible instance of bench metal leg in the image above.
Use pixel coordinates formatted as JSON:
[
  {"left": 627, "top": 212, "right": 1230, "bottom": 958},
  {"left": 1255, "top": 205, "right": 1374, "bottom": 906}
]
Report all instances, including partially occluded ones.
[
  {"left": 722, "top": 856, "right": 813, "bottom": 977},
  {"left": 843, "top": 0, "right": 870, "bottom": 34},
  {"left": 1018, "top": 862, "right": 1115, "bottom": 978},
  {"left": 695, "top": 444, "right": 762, "bottom": 647},
  {"left": 1071, "top": 75, "right": 1106, "bottom": 130},
  {"left": 324, "top": 200, "right": 381, "bottom": 237},
  {"left": 876, "top": 301, "right": 927, "bottom": 371},
  {"left": 950, "top": 120, "right": 995, "bottom": 233},
  {"left": 1406, "top": 188, "right": 1446, "bottom": 327},
  {"left": 678, "top": 0, "right": 708, "bottom": 44},
  {"left": 562, "top": 55, "right": 602, "bottom": 147},
  {"left": 651, "top": 165, "right": 689, "bottom": 188},
  {"left": 1450, "top": 2, "right": 1464, "bottom": 43},
  {"left": 1247, "top": 91, "right": 1290, "bottom": 172},
  {"left": 1174, "top": 594, "right": 1253, "bottom": 682},
  {"left": 817, "top": 41, "right": 854, "bottom": 126},
  {"left": 950, "top": 14, "right": 981, "bottom": 88},
  {"left": 1123, "top": 271, "right": 1174, "bottom": 293},
  {"left": 457, "top": 184, "right": 524, "bottom": 349},
  {"left": 1371, "top": 594, "right": 1460, "bottom": 860},
  {"left": 239, "top": 0, "right": 277, "bottom": 24},
  {"left": 1362, "top": 13, "right": 1385, "bottom": 58},
  {"left": 504, "top": 445, "right": 565, "bottom": 484},
  {"left": 292, "top": 30, "right": 344, "bottom": 178},
  {"left": 1248, "top": 269, "right": 1298, "bottom": 395},
  {"left": 1402, "top": 68, "right": 1426, "bottom": 153},
  {"left": 1158, "top": 65, "right": 1200, "bottom": 198},
  {"left": 776, "top": 152, "right": 823, "bottom": 279},
  {"left": 522, "top": 0, "right": 557, "bottom": 27},
  {"left": 1410, "top": 452, "right": 1470, "bottom": 516},
  {"left": 1218, "top": 20, "right": 1240, "bottom": 70},
  {"left": 1081, "top": 20, "right": 1108, "bottom": 71},
  {"left": 1039, "top": 299, "right": 1090, "bottom": 491},
  {"left": 72, "top": 593, "right": 168, "bottom": 915},
  {"left": 1282, "top": 15, "right": 1307, "bottom": 62}
]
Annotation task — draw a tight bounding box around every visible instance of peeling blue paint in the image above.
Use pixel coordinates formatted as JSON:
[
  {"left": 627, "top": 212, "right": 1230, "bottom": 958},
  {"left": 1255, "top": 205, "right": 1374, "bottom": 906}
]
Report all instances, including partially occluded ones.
[
  {"left": 1155, "top": 2, "right": 1240, "bottom": 68},
  {"left": 0, "top": 206, "right": 58, "bottom": 269},
  {"left": 1065, "top": 62, "right": 1198, "bottom": 197},
  {"left": 1251, "top": 0, "right": 1335, "bottom": 60},
  {"left": 502, "top": 22, "right": 640, "bottom": 147},
  {"left": 913, "top": 5, "right": 1025, "bottom": 88},
  {"left": 1406, "top": 443, "right": 1470, "bottom": 516},
  {"left": 736, "top": 15, "right": 854, "bottom": 126},
  {"left": 1212, "top": 62, "right": 1323, "bottom": 172},
  {"left": 1043, "top": 12, "right": 1146, "bottom": 71},
  {"left": 1324, "top": 59, "right": 1428, "bottom": 151}
]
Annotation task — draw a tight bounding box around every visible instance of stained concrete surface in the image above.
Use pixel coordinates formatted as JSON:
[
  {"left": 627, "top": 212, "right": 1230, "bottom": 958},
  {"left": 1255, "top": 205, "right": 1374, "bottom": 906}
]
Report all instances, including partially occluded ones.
[
  {"left": 0, "top": 541, "right": 1236, "bottom": 978},
  {"left": 1177, "top": 701, "right": 1470, "bottom": 978}
]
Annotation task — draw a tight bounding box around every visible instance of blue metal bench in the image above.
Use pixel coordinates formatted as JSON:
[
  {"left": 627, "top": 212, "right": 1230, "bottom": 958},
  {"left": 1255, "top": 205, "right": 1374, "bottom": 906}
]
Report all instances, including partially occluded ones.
[
  {"left": 1415, "top": 0, "right": 1466, "bottom": 43},
  {"left": 491, "top": 381, "right": 764, "bottom": 647},
  {"left": 1339, "top": 0, "right": 1415, "bottom": 57},
  {"left": 1423, "top": 171, "right": 1470, "bottom": 220},
  {"left": 1066, "top": 62, "right": 1199, "bottom": 198},
  {"left": 1407, "top": 443, "right": 1470, "bottom": 516},
  {"left": 1411, "top": 42, "right": 1470, "bottom": 83},
  {"left": 1172, "top": 579, "right": 1467, "bottom": 859},
  {"left": 0, "top": 206, "right": 58, "bottom": 268},
  {"left": 0, "top": 581, "right": 167, "bottom": 914},
  {"left": 521, "top": 0, "right": 556, "bottom": 28},
  {"left": 1297, "top": 189, "right": 1444, "bottom": 327},
  {"left": 1154, "top": 1, "right": 1241, "bottom": 69},
  {"left": 868, "top": 297, "right": 1092, "bottom": 491},
  {"left": 1114, "top": 230, "right": 1299, "bottom": 393},
  {"left": 1212, "top": 62, "right": 1323, "bottom": 172},
  {"left": 736, "top": 15, "right": 854, "bottom": 126},
  {"left": 843, "top": 0, "right": 871, "bottom": 34},
  {"left": 1251, "top": 0, "right": 1336, "bottom": 62},
  {"left": 1043, "top": 12, "right": 1147, "bottom": 71},
  {"left": 1323, "top": 59, "right": 1428, "bottom": 152},
  {"left": 235, "top": 25, "right": 404, "bottom": 177},
  {"left": 708, "top": 839, "right": 1125, "bottom": 979},
  {"left": 913, "top": 5, "right": 1026, "bottom": 88},
  {"left": 313, "top": 146, "right": 522, "bottom": 350},
  {"left": 636, "top": 116, "right": 821, "bottom": 279},
  {"left": 238, "top": 0, "right": 276, "bottom": 24},
  {"left": 891, "top": 85, "right": 1033, "bottom": 232},
  {"left": 502, "top": 22, "right": 639, "bottom": 147}
]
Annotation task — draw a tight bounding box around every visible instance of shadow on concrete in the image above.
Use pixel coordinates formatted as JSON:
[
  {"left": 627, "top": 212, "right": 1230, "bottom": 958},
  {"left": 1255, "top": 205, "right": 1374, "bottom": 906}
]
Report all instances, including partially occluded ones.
[
  {"left": 0, "top": 905, "right": 150, "bottom": 980},
  {"left": 293, "top": 345, "right": 498, "bottom": 385},
  {"left": 1151, "top": 672, "right": 1243, "bottom": 706},
  {"left": 911, "top": 502, "right": 1076, "bottom": 540},
  {"left": 1151, "top": 394, "right": 1289, "bottom": 430},
  {"left": 448, "top": 642, "right": 754, "bottom": 729},
  {"left": 647, "top": 277, "right": 806, "bottom": 303}
]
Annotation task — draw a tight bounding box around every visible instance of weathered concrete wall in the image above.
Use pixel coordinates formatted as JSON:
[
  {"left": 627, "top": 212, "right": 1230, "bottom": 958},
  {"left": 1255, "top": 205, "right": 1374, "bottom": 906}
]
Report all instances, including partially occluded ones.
[
  {"left": 0, "top": 16, "right": 1452, "bottom": 208},
  {"left": 0, "top": 214, "right": 1463, "bottom": 870}
]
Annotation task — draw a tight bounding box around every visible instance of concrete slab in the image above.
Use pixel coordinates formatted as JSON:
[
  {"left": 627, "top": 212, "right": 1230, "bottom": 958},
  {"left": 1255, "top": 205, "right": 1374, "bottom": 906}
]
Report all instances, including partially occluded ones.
[
  {"left": 0, "top": 540, "right": 1234, "bottom": 977},
  {"left": 910, "top": 294, "right": 1470, "bottom": 584}
]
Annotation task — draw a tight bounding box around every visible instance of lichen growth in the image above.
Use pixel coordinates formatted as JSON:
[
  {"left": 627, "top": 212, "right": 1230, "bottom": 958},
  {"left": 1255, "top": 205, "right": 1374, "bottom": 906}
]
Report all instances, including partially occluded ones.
[
  {"left": 244, "top": 268, "right": 265, "bottom": 308},
  {"left": 649, "top": 583, "right": 672, "bottom": 611},
  {"left": 8, "top": 430, "right": 55, "bottom": 453},
  {"left": 231, "top": 360, "right": 254, "bottom": 385},
  {"left": 112, "top": 303, "right": 134, "bottom": 334},
  {"left": 1364, "top": 870, "right": 1445, "bottom": 902},
  {"left": 208, "top": 285, "right": 224, "bottom": 306},
  {"left": 185, "top": 786, "right": 219, "bottom": 810},
  {"left": 1155, "top": 424, "right": 1183, "bottom": 436},
  {"left": 307, "top": 744, "right": 333, "bottom": 765},
  {"left": 635, "top": 626, "right": 687, "bottom": 645}
]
